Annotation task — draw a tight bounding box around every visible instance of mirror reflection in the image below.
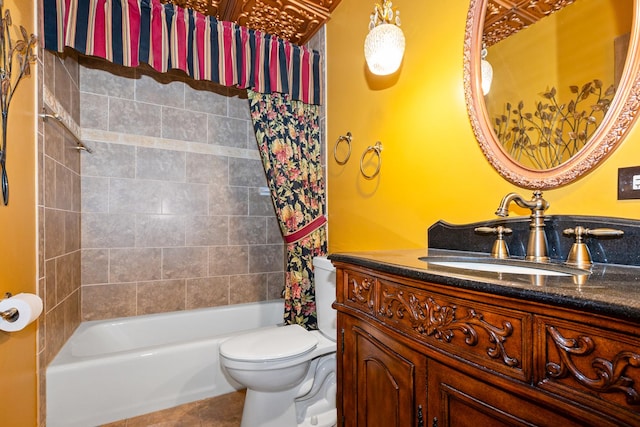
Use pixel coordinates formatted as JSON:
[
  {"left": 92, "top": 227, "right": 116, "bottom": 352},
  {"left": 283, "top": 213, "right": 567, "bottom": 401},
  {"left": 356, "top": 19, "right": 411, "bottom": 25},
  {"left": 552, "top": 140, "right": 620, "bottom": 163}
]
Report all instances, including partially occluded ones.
[
  {"left": 482, "top": 0, "right": 632, "bottom": 170},
  {"left": 465, "top": 0, "right": 640, "bottom": 189}
]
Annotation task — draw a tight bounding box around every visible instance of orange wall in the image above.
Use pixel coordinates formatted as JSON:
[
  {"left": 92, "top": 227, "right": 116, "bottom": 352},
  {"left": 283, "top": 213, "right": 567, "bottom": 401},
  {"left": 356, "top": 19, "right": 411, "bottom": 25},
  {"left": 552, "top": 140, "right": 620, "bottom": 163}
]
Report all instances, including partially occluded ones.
[
  {"left": 0, "top": 0, "right": 38, "bottom": 425},
  {"left": 326, "top": 0, "right": 640, "bottom": 253}
]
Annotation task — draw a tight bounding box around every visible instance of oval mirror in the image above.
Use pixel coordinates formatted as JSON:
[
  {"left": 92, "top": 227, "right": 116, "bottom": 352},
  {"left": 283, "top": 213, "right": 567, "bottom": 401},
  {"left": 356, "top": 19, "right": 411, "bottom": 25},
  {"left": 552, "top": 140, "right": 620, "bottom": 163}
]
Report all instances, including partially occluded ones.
[{"left": 464, "top": 0, "right": 640, "bottom": 189}]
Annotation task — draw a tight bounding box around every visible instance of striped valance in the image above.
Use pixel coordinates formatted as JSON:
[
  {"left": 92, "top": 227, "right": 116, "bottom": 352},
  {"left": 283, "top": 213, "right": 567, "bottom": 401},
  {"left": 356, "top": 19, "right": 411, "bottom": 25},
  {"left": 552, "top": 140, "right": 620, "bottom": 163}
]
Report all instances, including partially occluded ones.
[{"left": 42, "top": 0, "right": 322, "bottom": 104}]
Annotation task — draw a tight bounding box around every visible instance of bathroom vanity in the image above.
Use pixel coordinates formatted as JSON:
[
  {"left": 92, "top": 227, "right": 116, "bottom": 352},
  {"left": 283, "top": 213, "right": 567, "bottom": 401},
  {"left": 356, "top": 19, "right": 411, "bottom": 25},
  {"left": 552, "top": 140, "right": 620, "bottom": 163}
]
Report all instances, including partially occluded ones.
[{"left": 330, "top": 248, "right": 640, "bottom": 427}]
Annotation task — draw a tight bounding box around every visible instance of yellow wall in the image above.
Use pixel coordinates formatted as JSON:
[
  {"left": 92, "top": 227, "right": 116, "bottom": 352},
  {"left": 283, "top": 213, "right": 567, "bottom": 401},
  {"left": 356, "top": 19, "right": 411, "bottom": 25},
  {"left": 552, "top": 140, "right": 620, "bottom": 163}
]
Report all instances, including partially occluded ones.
[
  {"left": 0, "top": 0, "right": 38, "bottom": 425},
  {"left": 326, "top": 0, "right": 640, "bottom": 253},
  {"left": 555, "top": 0, "right": 631, "bottom": 95}
]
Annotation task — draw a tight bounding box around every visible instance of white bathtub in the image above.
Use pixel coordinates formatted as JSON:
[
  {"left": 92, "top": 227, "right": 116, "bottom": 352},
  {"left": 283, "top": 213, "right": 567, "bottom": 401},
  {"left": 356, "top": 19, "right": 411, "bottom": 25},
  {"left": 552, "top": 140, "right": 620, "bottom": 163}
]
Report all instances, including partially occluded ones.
[{"left": 46, "top": 300, "right": 284, "bottom": 427}]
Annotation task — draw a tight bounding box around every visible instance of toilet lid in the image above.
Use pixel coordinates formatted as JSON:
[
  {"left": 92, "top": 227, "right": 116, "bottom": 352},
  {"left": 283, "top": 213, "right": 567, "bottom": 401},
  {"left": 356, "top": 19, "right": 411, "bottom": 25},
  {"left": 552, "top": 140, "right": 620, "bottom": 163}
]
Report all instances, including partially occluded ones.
[{"left": 220, "top": 324, "right": 318, "bottom": 361}]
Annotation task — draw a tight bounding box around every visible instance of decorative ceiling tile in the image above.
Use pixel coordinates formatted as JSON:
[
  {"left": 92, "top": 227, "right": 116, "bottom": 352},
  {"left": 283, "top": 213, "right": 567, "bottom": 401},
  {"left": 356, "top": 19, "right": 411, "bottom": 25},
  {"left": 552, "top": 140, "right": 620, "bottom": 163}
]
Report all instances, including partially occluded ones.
[
  {"left": 163, "top": 0, "right": 340, "bottom": 45},
  {"left": 483, "top": 0, "right": 575, "bottom": 46},
  {"left": 231, "top": 0, "right": 330, "bottom": 45}
]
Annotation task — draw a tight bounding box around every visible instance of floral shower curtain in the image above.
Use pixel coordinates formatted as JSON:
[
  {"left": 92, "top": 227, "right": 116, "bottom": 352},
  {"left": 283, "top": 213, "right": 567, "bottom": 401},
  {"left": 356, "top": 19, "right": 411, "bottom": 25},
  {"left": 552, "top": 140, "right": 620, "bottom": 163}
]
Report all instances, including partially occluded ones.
[{"left": 248, "top": 90, "right": 327, "bottom": 330}]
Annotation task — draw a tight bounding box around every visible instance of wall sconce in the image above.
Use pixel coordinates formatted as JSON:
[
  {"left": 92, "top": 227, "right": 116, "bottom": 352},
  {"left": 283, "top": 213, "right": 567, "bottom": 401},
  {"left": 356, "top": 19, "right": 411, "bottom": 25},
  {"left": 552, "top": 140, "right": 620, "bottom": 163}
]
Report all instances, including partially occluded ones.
[
  {"left": 364, "top": 0, "right": 405, "bottom": 75},
  {"left": 481, "top": 43, "right": 493, "bottom": 95}
]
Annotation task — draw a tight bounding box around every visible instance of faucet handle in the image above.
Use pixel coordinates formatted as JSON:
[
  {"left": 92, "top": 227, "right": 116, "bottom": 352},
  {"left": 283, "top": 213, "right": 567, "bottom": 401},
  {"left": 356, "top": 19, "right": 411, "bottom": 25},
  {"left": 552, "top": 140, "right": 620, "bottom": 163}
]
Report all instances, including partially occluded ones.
[
  {"left": 475, "top": 226, "right": 513, "bottom": 235},
  {"left": 563, "top": 227, "right": 624, "bottom": 240},
  {"left": 562, "top": 227, "right": 624, "bottom": 267},
  {"left": 475, "top": 226, "right": 512, "bottom": 259}
]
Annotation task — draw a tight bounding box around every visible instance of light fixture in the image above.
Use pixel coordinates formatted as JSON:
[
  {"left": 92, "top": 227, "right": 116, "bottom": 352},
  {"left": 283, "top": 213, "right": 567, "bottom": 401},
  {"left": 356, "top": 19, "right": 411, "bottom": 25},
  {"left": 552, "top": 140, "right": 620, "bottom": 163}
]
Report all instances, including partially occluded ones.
[
  {"left": 481, "top": 43, "right": 493, "bottom": 95},
  {"left": 364, "top": 1, "right": 405, "bottom": 76}
]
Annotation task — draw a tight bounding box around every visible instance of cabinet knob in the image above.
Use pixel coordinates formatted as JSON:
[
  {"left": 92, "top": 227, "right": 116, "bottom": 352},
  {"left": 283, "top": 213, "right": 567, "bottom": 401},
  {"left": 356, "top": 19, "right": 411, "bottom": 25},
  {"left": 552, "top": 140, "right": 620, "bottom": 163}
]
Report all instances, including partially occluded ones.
[
  {"left": 417, "top": 404, "right": 423, "bottom": 427},
  {"left": 432, "top": 417, "right": 438, "bottom": 427}
]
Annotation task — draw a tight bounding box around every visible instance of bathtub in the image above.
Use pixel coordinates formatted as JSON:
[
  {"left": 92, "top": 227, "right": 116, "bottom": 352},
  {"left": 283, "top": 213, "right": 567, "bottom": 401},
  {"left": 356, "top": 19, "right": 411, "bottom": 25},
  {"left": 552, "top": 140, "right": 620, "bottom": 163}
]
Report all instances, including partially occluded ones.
[{"left": 46, "top": 300, "right": 284, "bottom": 427}]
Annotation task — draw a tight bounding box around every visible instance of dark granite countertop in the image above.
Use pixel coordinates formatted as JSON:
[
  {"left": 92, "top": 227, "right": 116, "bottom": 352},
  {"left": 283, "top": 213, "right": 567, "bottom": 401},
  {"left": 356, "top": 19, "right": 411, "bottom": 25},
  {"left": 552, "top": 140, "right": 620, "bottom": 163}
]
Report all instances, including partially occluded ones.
[{"left": 328, "top": 248, "right": 640, "bottom": 323}]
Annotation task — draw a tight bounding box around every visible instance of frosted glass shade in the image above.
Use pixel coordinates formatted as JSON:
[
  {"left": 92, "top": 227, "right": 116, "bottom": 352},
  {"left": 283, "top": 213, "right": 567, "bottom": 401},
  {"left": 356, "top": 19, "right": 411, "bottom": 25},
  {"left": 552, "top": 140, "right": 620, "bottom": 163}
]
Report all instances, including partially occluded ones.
[
  {"left": 364, "top": 23, "right": 405, "bottom": 75},
  {"left": 481, "top": 59, "right": 493, "bottom": 95}
]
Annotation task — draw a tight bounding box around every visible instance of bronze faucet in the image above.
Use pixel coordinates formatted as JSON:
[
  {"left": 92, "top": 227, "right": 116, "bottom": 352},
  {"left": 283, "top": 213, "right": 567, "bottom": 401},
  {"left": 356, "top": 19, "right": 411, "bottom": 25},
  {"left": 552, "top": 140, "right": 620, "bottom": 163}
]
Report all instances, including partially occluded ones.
[{"left": 495, "top": 191, "right": 550, "bottom": 262}]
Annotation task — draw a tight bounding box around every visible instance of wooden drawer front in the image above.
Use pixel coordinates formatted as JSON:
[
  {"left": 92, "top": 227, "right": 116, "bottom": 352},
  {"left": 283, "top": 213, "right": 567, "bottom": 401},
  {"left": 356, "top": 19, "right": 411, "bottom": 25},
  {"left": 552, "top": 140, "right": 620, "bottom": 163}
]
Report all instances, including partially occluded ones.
[
  {"left": 342, "top": 269, "right": 377, "bottom": 316},
  {"left": 377, "top": 280, "right": 530, "bottom": 381},
  {"left": 535, "top": 316, "right": 640, "bottom": 424}
]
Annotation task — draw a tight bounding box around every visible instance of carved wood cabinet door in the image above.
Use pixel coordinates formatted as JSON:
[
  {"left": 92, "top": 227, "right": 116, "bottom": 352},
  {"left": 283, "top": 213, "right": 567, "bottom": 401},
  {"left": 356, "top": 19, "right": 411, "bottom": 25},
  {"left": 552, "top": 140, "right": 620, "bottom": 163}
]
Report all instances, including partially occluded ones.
[
  {"left": 427, "top": 360, "right": 591, "bottom": 427},
  {"left": 338, "top": 314, "right": 427, "bottom": 427}
]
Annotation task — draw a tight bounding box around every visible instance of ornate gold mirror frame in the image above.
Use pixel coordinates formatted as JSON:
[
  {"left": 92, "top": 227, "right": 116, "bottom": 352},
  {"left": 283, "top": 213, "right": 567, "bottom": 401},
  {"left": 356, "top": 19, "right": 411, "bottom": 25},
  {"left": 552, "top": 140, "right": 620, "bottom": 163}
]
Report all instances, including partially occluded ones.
[{"left": 464, "top": 0, "right": 640, "bottom": 189}]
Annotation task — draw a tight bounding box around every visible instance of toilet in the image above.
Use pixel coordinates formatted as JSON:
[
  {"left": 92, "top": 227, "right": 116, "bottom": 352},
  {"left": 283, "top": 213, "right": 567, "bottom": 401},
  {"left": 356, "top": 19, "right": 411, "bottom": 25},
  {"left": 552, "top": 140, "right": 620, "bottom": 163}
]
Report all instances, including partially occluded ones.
[{"left": 219, "top": 256, "right": 337, "bottom": 427}]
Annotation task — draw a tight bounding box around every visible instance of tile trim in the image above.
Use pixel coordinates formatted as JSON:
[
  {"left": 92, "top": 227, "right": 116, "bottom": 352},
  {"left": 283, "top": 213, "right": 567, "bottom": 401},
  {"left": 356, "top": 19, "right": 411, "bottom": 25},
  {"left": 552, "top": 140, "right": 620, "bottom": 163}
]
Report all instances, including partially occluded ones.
[{"left": 81, "top": 128, "right": 261, "bottom": 160}]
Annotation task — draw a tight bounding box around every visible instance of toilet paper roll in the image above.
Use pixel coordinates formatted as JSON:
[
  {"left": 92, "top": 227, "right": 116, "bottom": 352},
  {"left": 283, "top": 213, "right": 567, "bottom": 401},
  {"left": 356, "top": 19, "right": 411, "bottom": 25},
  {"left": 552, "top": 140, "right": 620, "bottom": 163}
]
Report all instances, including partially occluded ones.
[{"left": 0, "top": 293, "right": 43, "bottom": 332}]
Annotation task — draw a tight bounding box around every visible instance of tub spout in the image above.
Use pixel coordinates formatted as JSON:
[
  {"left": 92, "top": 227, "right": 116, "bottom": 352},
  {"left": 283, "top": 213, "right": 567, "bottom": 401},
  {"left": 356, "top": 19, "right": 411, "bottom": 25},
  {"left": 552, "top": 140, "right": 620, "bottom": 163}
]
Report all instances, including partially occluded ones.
[{"left": 495, "top": 191, "right": 550, "bottom": 262}]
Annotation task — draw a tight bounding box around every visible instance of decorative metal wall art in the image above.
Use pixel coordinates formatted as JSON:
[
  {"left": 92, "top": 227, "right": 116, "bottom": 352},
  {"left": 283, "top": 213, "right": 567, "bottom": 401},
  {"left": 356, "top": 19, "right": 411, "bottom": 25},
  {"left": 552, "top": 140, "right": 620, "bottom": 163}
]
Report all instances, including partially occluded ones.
[{"left": 0, "top": 2, "right": 37, "bottom": 206}]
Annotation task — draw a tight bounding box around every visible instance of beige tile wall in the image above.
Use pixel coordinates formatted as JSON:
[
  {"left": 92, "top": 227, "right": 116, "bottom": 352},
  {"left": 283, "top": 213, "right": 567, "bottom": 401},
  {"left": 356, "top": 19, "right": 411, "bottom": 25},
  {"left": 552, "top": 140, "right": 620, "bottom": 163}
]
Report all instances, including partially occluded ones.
[
  {"left": 78, "top": 58, "right": 286, "bottom": 321},
  {"left": 38, "top": 48, "right": 83, "bottom": 426}
]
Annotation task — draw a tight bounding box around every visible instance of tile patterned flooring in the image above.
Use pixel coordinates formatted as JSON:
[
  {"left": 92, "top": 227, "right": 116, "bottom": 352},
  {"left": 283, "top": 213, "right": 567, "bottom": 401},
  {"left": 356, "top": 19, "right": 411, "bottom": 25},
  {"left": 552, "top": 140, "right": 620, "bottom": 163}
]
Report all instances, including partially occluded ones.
[{"left": 101, "top": 390, "right": 245, "bottom": 427}]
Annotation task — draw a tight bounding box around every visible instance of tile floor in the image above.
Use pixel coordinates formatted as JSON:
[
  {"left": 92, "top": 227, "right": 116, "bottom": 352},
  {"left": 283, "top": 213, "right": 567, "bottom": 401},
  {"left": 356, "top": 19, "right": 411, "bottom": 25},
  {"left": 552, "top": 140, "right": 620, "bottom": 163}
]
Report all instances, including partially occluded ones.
[{"left": 101, "top": 390, "right": 245, "bottom": 427}]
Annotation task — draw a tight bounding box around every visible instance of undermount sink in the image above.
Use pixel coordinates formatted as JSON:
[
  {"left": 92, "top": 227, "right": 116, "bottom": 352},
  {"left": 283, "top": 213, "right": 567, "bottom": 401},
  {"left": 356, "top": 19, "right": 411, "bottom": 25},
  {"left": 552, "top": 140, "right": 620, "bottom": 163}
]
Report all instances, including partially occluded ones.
[{"left": 419, "top": 256, "right": 590, "bottom": 277}]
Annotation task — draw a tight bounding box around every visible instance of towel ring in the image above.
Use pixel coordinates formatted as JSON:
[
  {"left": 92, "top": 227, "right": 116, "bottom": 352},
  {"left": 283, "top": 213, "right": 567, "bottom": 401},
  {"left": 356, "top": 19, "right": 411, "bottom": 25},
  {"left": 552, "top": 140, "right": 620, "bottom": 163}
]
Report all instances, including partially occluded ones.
[
  {"left": 333, "top": 132, "right": 352, "bottom": 165},
  {"left": 360, "top": 142, "right": 383, "bottom": 179}
]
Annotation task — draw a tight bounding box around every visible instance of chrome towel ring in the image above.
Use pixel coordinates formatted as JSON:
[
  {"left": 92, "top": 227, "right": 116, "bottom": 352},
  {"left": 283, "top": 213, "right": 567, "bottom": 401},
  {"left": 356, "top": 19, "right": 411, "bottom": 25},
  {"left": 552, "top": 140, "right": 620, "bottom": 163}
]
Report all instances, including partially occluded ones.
[
  {"left": 333, "top": 132, "right": 352, "bottom": 165},
  {"left": 360, "top": 142, "right": 383, "bottom": 179}
]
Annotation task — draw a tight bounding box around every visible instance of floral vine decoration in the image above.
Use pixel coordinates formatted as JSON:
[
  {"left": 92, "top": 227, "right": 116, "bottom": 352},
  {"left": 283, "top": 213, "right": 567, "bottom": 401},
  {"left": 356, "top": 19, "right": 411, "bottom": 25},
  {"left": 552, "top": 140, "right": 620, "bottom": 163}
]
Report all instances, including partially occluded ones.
[
  {"left": 493, "top": 79, "right": 615, "bottom": 170},
  {"left": 0, "top": 0, "right": 37, "bottom": 205}
]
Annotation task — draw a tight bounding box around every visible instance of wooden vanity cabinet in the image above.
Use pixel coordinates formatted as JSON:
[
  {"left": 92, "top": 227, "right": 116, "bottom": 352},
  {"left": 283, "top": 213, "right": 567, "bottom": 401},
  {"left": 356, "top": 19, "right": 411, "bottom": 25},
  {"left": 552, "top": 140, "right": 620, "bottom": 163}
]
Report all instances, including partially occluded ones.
[
  {"left": 339, "top": 313, "right": 427, "bottom": 427},
  {"left": 333, "top": 262, "right": 640, "bottom": 427}
]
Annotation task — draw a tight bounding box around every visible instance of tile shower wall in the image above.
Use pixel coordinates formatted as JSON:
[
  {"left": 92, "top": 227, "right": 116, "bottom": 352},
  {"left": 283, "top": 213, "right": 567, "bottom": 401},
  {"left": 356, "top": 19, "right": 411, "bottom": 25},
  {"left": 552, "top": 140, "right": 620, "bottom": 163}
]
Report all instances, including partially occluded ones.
[
  {"left": 38, "top": 48, "right": 83, "bottom": 426},
  {"left": 78, "top": 60, "right": 286, "bottom": 320}
]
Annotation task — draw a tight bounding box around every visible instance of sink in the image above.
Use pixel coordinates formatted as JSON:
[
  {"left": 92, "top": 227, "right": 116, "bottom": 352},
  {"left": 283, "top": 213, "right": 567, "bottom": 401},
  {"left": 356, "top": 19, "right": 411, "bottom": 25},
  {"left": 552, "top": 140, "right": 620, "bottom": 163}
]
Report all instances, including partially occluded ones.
[{"left": 419, "top": 256, "right": 590, "bottom": 277}]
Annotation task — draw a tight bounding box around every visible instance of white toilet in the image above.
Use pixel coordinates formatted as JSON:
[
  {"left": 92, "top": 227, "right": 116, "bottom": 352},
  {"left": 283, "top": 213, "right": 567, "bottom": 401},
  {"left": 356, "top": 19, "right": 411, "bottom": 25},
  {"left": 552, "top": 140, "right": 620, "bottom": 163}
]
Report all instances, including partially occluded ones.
[{"left": 219, "top": 256, "right": 337, "bottom": 427}]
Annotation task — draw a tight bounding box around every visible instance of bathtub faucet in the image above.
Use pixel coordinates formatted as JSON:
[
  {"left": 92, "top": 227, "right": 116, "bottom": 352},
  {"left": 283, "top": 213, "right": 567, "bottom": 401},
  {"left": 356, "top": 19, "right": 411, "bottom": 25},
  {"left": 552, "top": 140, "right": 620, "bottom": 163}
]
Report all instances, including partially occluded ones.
[{"left": 495, "top": 191, "right": 550, "bottom": 262}]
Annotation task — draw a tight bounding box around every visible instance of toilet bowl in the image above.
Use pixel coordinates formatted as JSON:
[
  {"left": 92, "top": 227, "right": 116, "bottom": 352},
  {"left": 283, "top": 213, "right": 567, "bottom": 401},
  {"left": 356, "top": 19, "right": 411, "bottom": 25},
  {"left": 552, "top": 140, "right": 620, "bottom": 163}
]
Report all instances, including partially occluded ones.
[{"left": 219, "top": 256, "right": 337, "bottom": 427}]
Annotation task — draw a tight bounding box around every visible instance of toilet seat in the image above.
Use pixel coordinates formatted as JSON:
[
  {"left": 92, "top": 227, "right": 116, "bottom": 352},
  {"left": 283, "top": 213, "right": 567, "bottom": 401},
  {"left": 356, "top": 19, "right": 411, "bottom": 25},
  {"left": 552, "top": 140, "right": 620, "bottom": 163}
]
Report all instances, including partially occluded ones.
[{"left": 220, "top": 324, "right": 318, "bottom": 362}]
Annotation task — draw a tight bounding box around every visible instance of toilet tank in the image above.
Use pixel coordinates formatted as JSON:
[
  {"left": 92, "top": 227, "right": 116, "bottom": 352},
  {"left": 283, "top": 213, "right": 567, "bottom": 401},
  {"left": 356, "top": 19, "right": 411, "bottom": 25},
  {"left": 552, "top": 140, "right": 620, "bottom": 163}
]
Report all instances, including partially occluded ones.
[{"left": 313, "top": 256, "right": 337, "bottom": 341}]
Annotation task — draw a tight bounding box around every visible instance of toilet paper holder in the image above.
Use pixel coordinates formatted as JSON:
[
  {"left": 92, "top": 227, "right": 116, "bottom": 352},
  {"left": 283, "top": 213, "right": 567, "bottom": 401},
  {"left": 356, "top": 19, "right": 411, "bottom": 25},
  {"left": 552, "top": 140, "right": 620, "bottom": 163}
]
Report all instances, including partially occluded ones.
[{"left": 1, "top": 293, "right": 19, "bottom": 322}]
